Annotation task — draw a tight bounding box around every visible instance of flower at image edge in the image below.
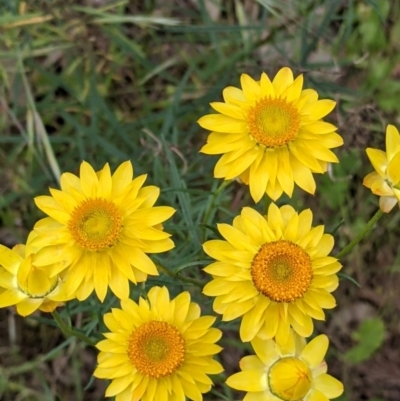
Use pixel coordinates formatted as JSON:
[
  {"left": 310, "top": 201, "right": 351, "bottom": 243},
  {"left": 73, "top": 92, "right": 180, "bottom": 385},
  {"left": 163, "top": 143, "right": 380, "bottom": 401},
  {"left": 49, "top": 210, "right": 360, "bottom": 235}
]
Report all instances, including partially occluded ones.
[
  {"left": 203, "top": 203, "right": 342, "bottom": 344},
  {"left": 226, "top": 332, "right": 343, "bottom": 401},
  {"left": 0, "top": 231, "right": 71, "bottom": 316},
  {"left": 32, "top": 161, "right": 175, "bottom": 302},
  {"left": 93, "top": 286, "right": 224, "bottom": 401},
  {"left": 198, "top": 67, "right": 343, "bottom": 202},
  {"left": 363, "top": 124, "right": 400, "bottom": 212}
]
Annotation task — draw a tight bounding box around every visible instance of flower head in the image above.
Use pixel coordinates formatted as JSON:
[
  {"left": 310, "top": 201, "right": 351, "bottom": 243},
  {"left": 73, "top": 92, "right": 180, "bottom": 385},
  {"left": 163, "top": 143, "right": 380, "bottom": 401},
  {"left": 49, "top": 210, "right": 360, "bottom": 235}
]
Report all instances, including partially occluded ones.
[
  {"left": 33, "top": 161, "right": 175, "bottom": 302},
  {"left": 198, "top": 67, "right": 343, "bottom": 202},
  {"left": 226, "top": 332, "right": 343, "bottom": 401},
  {"left": 94, "top": 286, "right": 223, "bottom": 401},
  {"left": 203, "top": 204, "right": 341, "bottom": 344},
  {"left": 363, "top": 124, "right": 400, "bottom": 212},
  {"left": 0, "top": 231, "right": 70, "bottom": 316}
]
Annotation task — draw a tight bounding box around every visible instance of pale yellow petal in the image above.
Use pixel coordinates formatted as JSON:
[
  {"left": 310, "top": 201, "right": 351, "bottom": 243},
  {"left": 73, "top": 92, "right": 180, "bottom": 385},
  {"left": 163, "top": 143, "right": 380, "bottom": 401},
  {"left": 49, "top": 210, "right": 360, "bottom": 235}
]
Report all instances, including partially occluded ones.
[{"left": 379, "top": 196, "right": 398, "bottom": 213}]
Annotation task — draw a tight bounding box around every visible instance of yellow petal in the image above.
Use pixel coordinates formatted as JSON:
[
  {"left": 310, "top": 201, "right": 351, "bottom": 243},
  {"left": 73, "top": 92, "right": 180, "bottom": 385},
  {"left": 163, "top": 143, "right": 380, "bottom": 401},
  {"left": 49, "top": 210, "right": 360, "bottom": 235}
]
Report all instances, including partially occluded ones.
[
  {"left": 385, "top": 124, "right": 400, "bottom": 161},
  {"left": 226, "top": 370, "right": 267, "bottom": 392},
  {"left": 258, "top": 302, "right": 280, "bottom": 339},
  {"left": 97, "top": 163, "right": 113, "bottom": 199},
  {"left": 300, "top": 334, "right": 328, "bottom": 368},
  {"left": 307, "top": 289, "right": 336, "bottom": 309},
  {"left": 49, "top": 188, "right": 78, "bottom": 214},
  {"left": 60, "top": 172, "right": 81, "bottom": 195},
  {"left": 387, "top": 151, "right": 400, "bottom": 185},
  {"left": 16, "top": 298, "right": 44, "bottom": 316},
  {"left": 283, "top": 209, "right": 299, "bottom": 242},
  {"left": 241, "top": 73, "right": 261, "bottom": 102},
  {"left": 197, "top": 114, "right": 247, "bottom": 133},
  {"left": 306, "top": 389, "right": 329, "bottom": 401},
  {"left": 313, "top": 374, "right": 344, "bottom": 398},
  {"left": 34, "top": 196, "right": 70, "bottom": 224},
  {"left": 240, "top": 298, "right": 269, "bottom": 342},
  {"left": 252, "top": 337, "right": 279, "bottom": 365},
  {"left": 290, "top": 153, "right": 316, "bottom": 195},
  {"left": 303, "top": 121, "right": 337, "bottom": 134},
  {"left": 289, "top": 142, "right": 324, "bottom": 173},
  {"left": 366, "top": 148, "right": 387, "bottom": 179},
  {"left": 93, "top": 255, "right": 110, "bottom": 302},
  {"left": 127, "top": 247, "right": 159, "bottom": 276},
  {"left": 260, "top": 72, "right": 275, "bottom": 97},
  {"left": 210, "top": 102, "right": 245, "bottom": 119},
  {"left": 301, "top": 99, "right": 336, "bottom": 120},
  {"left": 224, "top": 148, "right": 259, "bottom": 179},
  {"left": 217, "top": 224, "right": 258, "bottom": 253},
  {"left": 129, "top": 206, "right": 175, "bottom": 226},
  {"left": 363, "top": 171, "right": 382, "bottom": 189},
  {"left": 265, "top": 149, "right": 278, "bottom": 187},
  {"left": 222, "top": 86, "right": 246, "bottom": 105},
  {"left": 276, "top": 147, "right": 294, "bottom": 196},
  {"left": 249, "top": 151, "right": 270, "bottom": 203},
  {"left": 272, "top": 67, "right": 294, "bottom": 96},
  {"left": 105, "top": 375, "right": 134, "bottom": 397},
  {"left": 267, "top": 203, "right": 284, "bottom": 237},
  {"left": 239, "top": 355, "right": 265, "bottom": 371},
  {"left": 0, "top": 289, "right": 26, "bottom": 307},
  {"left": 111, "top": 160, "right": 133, "bottom": 197},
  {"left": 80, "top": 160, "right": 99, "bottom": 198},
  {"left": 283, "top": 74, "right": 303, "bottom": 102},
  {"left": 0, "top": 245, "right": 23, "bottom": 274}
]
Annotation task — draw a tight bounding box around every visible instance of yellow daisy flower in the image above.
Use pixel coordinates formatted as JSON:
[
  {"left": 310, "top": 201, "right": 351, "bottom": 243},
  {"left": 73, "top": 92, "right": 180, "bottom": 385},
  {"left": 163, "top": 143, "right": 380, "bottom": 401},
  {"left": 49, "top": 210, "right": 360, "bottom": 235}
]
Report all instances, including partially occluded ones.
[
  {"left": 226, "top": 332, "right": 343, "bottom": 401},
  {"left": 93, "top": 286, "right": 224, "bottom": 401},
  {"left": 363, "top": 124, "right": 400, "bottom": 212},
  {"left": 0, "top": 231, "right": 70, "bottom": 317},
  {"left": 32, "top": 161, "right": 175, "bottom": 302},
  {"left": 198, "top": 67, "right": 343, "bottom": 202},
  {"left": 203, "top": 203, "right": 342, "bottom": 344}
]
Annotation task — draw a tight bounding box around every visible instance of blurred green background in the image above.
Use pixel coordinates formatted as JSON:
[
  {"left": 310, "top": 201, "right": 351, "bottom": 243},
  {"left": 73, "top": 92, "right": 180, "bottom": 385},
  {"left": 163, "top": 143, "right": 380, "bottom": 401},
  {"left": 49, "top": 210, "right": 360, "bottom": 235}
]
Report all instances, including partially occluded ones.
[{"left": 0, "top": 0, "right": 400, "bottom": 400}]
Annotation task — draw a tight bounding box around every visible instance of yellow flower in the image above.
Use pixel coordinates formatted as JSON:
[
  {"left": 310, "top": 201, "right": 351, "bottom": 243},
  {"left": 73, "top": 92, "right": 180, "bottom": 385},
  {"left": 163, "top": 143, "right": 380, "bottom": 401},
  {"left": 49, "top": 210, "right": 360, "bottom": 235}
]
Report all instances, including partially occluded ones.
[
  {"left": 32, "top": 161, "right": 175, "bottom": 302},
  {"left": 226, "top": 332, "right": 343, "bottom": 401},
  {"left": 0, "top": 231, "right": 70, "bottom": 316},
  {"left": 198, "top": 67, "right": 343, "bottom": 202},
  {"left": 203, "top": 203, "right": 341, "bottom": 344},
  {"left": 363, "top": 124, "right": 400, "bottom": 212},
  {"left": 93, "top": 286, "right": 223, "bottom": 401}
]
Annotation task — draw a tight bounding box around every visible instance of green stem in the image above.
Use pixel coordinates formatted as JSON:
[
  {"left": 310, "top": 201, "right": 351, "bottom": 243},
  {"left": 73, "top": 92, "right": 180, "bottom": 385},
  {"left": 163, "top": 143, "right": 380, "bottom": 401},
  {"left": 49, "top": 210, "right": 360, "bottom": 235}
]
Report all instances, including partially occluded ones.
[
  {"left": 52, "top": 310, "right": 96, "bottom": 347},
  {"left": 202, "top": 179, "right": 232, "bottom": 241},
  {"left": 157, "top": 263, "right": 204, "bottom": 288},
  {"left": 335, "top": 209, "right": 384, "bottom": 259}
]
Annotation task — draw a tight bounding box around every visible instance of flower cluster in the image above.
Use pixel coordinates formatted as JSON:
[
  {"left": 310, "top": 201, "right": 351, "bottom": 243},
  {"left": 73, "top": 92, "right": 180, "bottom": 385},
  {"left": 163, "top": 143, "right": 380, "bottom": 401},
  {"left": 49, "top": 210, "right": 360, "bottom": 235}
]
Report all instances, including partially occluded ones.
[{"left": 1, "top": 66, "right": 394, "bottom": 401}]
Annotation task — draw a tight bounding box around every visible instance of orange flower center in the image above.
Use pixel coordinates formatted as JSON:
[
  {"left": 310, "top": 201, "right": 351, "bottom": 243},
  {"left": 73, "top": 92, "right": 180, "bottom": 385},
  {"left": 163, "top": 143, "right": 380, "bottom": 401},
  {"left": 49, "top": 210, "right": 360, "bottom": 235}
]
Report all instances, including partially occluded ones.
[
  {"left": 269, "top": 357, "right": 312, "bottom": 401},
  {"left": 251, "top": 240, "right": 312, "bottom": 302},
  {"left": 68, "top": 198, "right": 123, "bottom": 251},
  {"left": 247, "top": 97, "right": 300, "bottom": 148},
  {"left": 127, "top": 321, "right": 186, "bottom": 379}
]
